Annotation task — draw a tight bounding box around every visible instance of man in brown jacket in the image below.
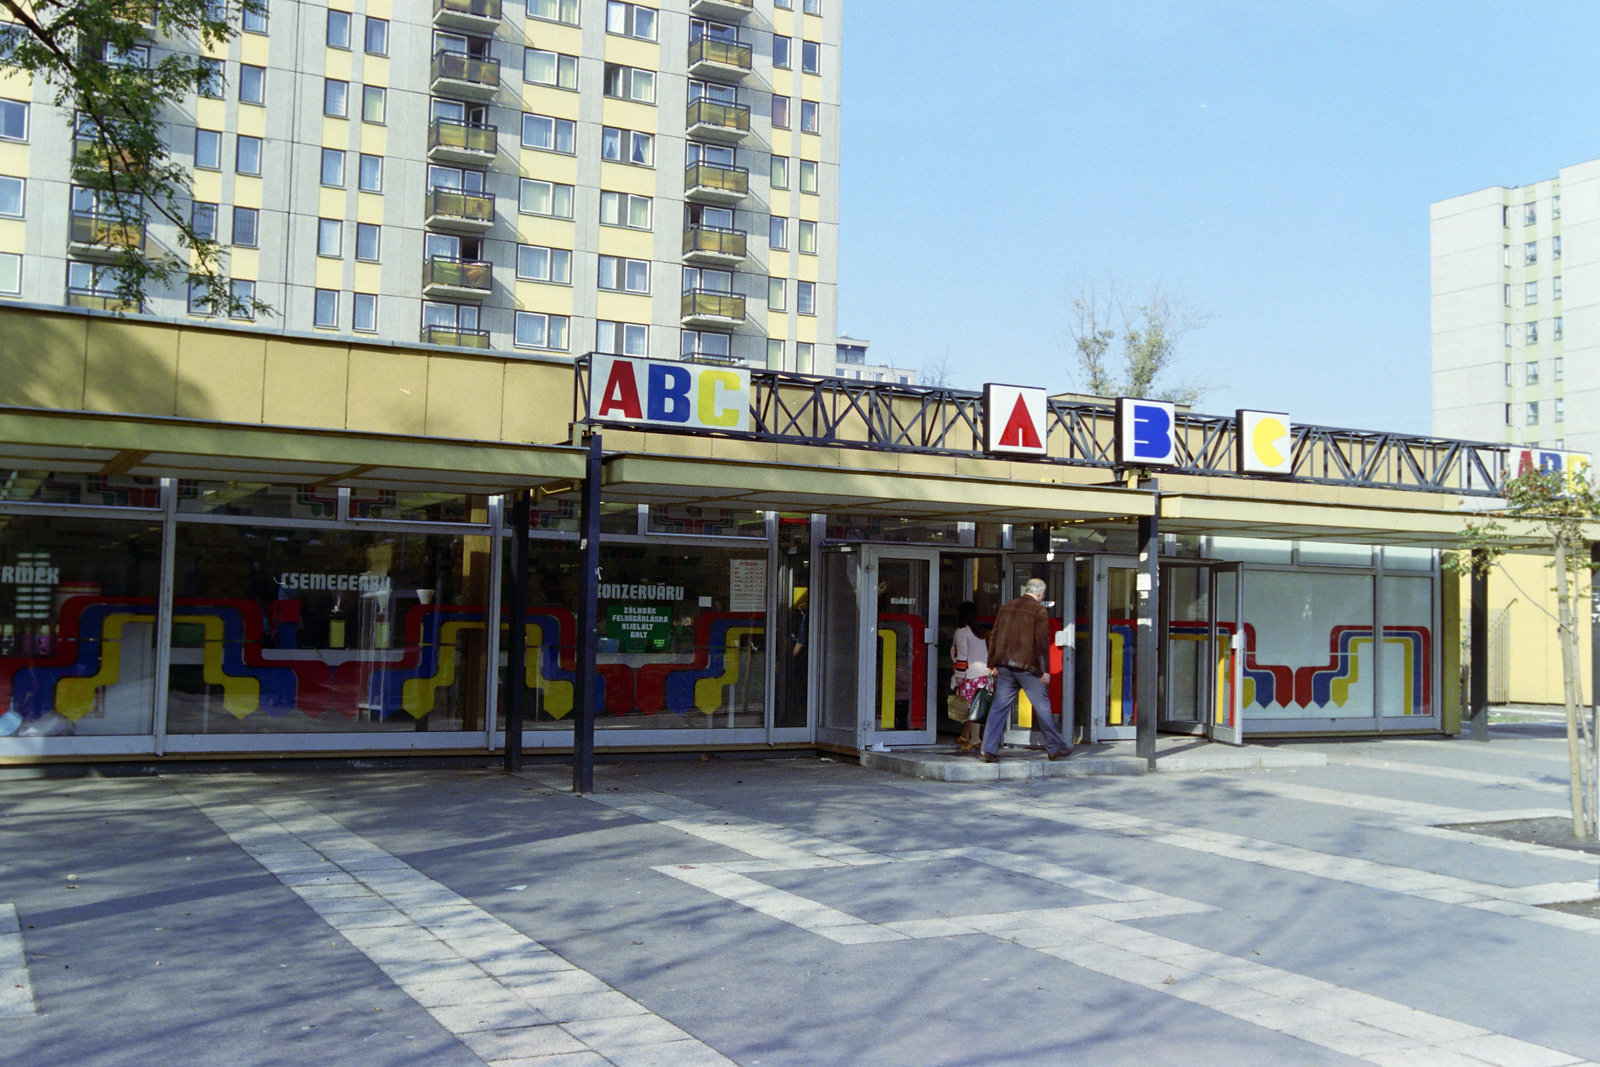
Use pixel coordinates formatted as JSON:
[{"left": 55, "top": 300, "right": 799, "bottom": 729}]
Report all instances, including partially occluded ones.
[{"left": 979, "top": 578, "right": 1071, "bottom": 762}]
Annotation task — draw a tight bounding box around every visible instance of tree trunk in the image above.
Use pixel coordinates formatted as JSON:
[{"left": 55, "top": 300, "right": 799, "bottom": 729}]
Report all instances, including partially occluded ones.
[{"left": 1554, "top": 539, "right": 1590, "bottom": 837}]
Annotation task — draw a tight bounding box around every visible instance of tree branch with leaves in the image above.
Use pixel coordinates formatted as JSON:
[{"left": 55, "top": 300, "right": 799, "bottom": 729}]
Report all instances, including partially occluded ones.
[
  {"left": 1068, "top": 279, "right": 1210, "bottom": 404},
  {"left": 0, "top": 0, "right": 268, "bottom": 317}
]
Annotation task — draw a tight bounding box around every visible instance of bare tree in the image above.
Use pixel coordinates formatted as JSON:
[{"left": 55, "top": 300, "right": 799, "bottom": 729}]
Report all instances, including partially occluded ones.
[
  {"left": 921, "top": 345, "right": 956, "bottom": 389},
  {"left": 1068, "top": 279, "right": 1210, "bottom": 404}
]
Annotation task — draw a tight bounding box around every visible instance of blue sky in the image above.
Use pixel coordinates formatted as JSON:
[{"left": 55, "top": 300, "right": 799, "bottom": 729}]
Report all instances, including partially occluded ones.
[{"left": 834, "top": 1, "right": 1600, "bottom": 433}]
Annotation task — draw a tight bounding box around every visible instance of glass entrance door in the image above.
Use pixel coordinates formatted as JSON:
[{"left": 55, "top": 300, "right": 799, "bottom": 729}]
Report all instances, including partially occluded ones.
[
  {"left": 1000, "top": 555, "right": 1076, "bottom": 748},
  {"left": 1159, "top": 563, "right": 1211, "bottom": 735},
  {"left": 1210, "top": 564, "right": 1244, "bottom": 745},
  {"left": 1091, "top": 555, "right": 1140, "bottom": 741},
  {"left": 860, "top": 546, "right": 938, "bottom": 748}
]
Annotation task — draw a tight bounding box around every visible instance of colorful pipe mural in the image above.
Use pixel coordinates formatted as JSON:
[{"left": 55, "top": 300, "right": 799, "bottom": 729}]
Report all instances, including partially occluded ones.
[{"left": 1242, "top": 623, "right": 1432, "bottom": 716}]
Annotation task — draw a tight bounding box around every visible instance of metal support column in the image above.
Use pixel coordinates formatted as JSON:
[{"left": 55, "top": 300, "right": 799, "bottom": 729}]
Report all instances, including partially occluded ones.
[
  {"left": 1469, "top": 549, "right": 1489, "bottom": 742},
  {"left": 503, "top": 491, "right": 530, "bottom": 772},
  {"left": 1135, "top": 481, "right": 1160, "bottom": 768},
  {"left": 574, "top": 433, "right": 603, "bottom": 794}
]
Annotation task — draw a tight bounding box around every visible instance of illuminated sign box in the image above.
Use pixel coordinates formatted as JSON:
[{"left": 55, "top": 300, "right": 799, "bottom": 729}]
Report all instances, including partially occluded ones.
[
  {"left": 590, "top": 355, "right": 751, "bottom": 433},
  {"left": 983, "top": 383, "right": 1048, "bottom": 456},
  {"left": 1115, "top": 397, "right": 1177, "bottom": 467},
  {"left": 1237, "top": 410, "right": 1292, "bottom": 475}
]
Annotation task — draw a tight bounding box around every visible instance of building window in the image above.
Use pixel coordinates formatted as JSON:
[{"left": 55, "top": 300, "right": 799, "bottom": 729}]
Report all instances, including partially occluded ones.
[
  {"left": 797, "top": 281, "right": 815, "bottom": 315},
  {"left": 681, "top": 330, "right": 730, "bottom": 361},
  {"left": 606, "top": 2, "right": 657, "bottom": 40},
  {"left": 598, "top": 255, "right": 650, "bottom": 293},
  {"left": 514, "top": 311, "right": 570, "bottom": 350},
  {"left": 195, "top": 128, "right": 222, "bottom": 169},
  {"left": 1556, "top": 399, "right": 1566, "bottom": 423},
  {"left": 242, "top": 3, "right": 268, "bottom": 33},
  {"left": 775, "top": 0, "right": 791, "bottom": 8},
  {"left": 683, "top": 265, "right": 732, "bottom": 294},
  {"left": 230, "top": 279, "right": 256, "bottom": 320},
  {"left": 239, "top": 64, "right": 265, "bottom": 104},
  {"left": 1501, "top": 245, "right": 1510, "bottom": 268},
  {"left": 767, "top": 277, "right": 785, "bottom": 310},
  {"left": 1526, "top": 322, "right": 1538, "bottom": 344},
  {"left": 1503, "top": 323, "right": 1512, "bottom": 346},
  {"left": 317, "top": 218, "right": 342, "bottom": 257},
  {"left": 1525, "top": 241, "right": 1536, "bottom": 265},
  {"left": 603, "top": 64, "right": 655, "bottom": 103},
  {"left": 597, "top": 320, "right": 647, "bottom": 356},
  {"left": 188, "top": 279, "right": 213, "bottom": 315},
  {"left": 191, "top": 201, "right": 217, "bottom": 240},
  {"left": 516, "top": 244, "right": 572, "bottom": 283},
  {"left": 1504, "top": 403, "right": 1511, "bottom": 426},
  {"left": 1553, "top": 276, "right": 1563, "bottom": 300},
  {"left": 800, "top": 100, "right": 818, "bottom": 132},
  {"left": 803, "top": 0, "right": 820, "bottom": 12},
  {"left": 1554, "top": 317, "right": 1563, "bottom": 341},
  {"left": 801, "top": 40, "right": 819, "bottom": 73},
  {"left": 522, "top": 113, "right": 576, "bottom": 153},
  {"left": 232, "top": 206, "right": 259, "bottom": 247},
  {"left": 313, "top": 288, "right": 339, "bottom": 328},
  {"left": 1527, "top": 401, "right": 1539, "bottom": 426},
  {"left": 601, "top": 127, "right": 653, "bottom": 166},
  {"left": 355, "top": 222, "right": 380, "bottom": 262},
  {"left": 1552, "top": 195, "right": 1562, "bottom": 219},
  {"left": 1524, "top": 203, "right": 1536, "bottom": 226},
  {"left": 773, "top": 35, "right": 790, "bottom": 69},
  {"left": 68, "top": 261, "right": 116, "bottom": 300},
  {"left": 1554, "top": 357, "right": 1564, "bottom": 381},
  {"left": 327, "top": 9, "right": 351, "bottom": 48},
  {"left": 198, "top": 58, "right": 224, "bottom": 97},
  {"left": 771, "top": 157, "right": 789, "bottom": 189},
  {"left": 1525, "top": 281, "right": 1537, "bottom": 305},
  {"left": 519, "top": 178, "right": 575, "bottom": 218},
  {"left": 799, "top": 160, "right": 817, "bottom": 193},
  {"left": 769, "top": 216, "right": 787, "bottom": 249},
  {"left": 600, "top": 191, "right": 651, "bottom": 229},
  {"left": 1526, "top": 361, "right": 1539, "bottom": 385},
  {"left": 362, "top": 86, "right": 386, "bottom": 123},
  {"left": 423, "top": 300, "right": 479, "bottom": 340},
  {"left": 320, "top": 148, "right": 345, "bottom": 187},
  {"left": 352, "top": 292, "right": 377, "bottom": 332},
  {"left": 0, "top": 175, "right": 22, "bottom": 218},
  {"left": 772, "top": 95, "right": 790, "bottom": 128},
  {"left": 796, "top": 341, "right": 813, "bottom": 371},
  {"left": 365, "top": 16, "right": 388, "bottom": 55},
  {"left": 358, "top": 154, "right": 382, "bottom": 192},
  {"left": 1553, "top": 235, "right": 1562, "bottom": 260},
  {"left": 236, "top": 135, "right": 262, "bottom": 175},
  {"left": 324, "top": 78, "right": 348, "bottom": 117},
  {"left": 525, "top": 48, "right": 579, "bottom": 89},
  {"left": 767, "top": 338, "right": 784, "bottom": 367},
  {"left": 530, "top": 0, "right": 580, "bottom": 25},
  {"left": 798, "top": 219, "right": 816, "bottom": 254},
  {"left": 1503, "top": 364, "right": 1511, "bottom": 387},
  {"left": 0, "top": 99, "right": 24, "bottom": 142},
  {"left": 1503, "top": 284, "right": 1510, "bottom": 307}
]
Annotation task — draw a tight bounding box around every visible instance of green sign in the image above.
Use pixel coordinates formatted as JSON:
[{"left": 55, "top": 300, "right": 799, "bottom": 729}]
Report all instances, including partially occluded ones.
[{"left": 606, "top": 604, "right": 672, "bottom": 651}]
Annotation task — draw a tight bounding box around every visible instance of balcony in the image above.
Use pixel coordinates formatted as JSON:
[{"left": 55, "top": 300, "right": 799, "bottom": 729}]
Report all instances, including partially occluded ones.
[
  {"left": 423, "top": 256, "right": 494, "bottom": 300},
  {"left": 428, "top": 118, "right": 498, "bottom": 164},
  {"left": 433, "top": 0, "right": 501, "bottom": 32},
  {"left": 67, "top": 289, "right": 140, "bottom": 313},
  {"left": 684, "top": 161, "right": 749, "bottom": 205},
  {"left": 687, "top": 36, "right": 752, "bottom": 82},
  {"left": 425, "top": 187, "right": 497, "bottom": 232},
  {"left": 68, "top": 213, "right": 145, "bottom": 258},
  {"left": 431, "top": 50, "right": 500, "bottom": 101},
  {"left": 682, "top": 224, "right": 747, "bottom": 266},
  {"left": 690, "top": 0, "right": 753, "bottom": 20},
  {"left": 686, "top": 98, "right": 751, "bottom": 144},
  {"left": 680, "top": 288, "right": 745, "bottom": 327},
  {"left": 422, "top": 325, "right": 491, "bottom": 349}
]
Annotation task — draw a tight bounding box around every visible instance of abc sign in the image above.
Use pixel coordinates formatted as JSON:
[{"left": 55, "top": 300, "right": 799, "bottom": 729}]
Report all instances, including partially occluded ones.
[
  {"left": 1237, "top": 410, "right": 1292, "bottom": 475},
  {"left": 590, "top": 355, "right": 751, "bottom": 432},
  {"left": 1115, "top": 398, "right": 1177, "bottom": 467}
]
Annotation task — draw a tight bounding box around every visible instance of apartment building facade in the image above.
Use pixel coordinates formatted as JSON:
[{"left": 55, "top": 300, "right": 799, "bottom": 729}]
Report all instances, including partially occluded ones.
[
  {"left": 1431, "top": 158, "right": 1600, "bottom": 455},
  {"left": 0, "top": 0, "right": 841, "bottom": 372}
]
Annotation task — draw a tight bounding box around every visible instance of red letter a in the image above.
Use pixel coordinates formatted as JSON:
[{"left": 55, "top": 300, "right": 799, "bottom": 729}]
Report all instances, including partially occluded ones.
[
  {"left": 597, "top": 360, "right": 643, "bottom": 419},
  {"left": 998, "top": 395, "right": 1041, "bottom": 449}
]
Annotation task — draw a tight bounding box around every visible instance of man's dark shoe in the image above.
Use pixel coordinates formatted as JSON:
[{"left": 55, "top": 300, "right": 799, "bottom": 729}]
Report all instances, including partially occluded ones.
[
  {"left": 979, "top": 752, "right": 998, "bottom": 763},
  {"left": 1046, "top": 749, "right": 1072, "bottom": 761}
]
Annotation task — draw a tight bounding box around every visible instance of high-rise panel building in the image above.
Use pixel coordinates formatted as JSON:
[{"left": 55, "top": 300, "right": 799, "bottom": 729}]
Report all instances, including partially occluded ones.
[
  {"left": 1431, "top": 159, "right": 1600, "bottom": 454},
  {"left": 0, "top": 0, "right": 840, "bottom": 372}
]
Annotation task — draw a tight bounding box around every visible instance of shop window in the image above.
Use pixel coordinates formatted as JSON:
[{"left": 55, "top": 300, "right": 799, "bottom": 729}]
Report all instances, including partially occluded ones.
[
  {"left": 1297, "top": 542, "right": 1373, "bottom": 567},
  {"left": 1207, "top": 535, "right": 1292, "bottom": 564},
  {"left": 646, "top": 505, "right": 766, "bottom": 537}
]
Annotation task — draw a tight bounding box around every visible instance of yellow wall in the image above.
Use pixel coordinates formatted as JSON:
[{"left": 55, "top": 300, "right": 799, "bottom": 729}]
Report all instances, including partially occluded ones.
[{"left": 1466, "top": 552, "right": 1594, "bottom": 706}]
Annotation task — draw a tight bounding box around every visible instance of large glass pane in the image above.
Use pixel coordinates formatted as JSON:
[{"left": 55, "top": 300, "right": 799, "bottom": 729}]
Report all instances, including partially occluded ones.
[
  {"left": 1163, "top": 565, "right": 1207, "bottom": 724},
  {"left": 1298, "top": 542, "right": 1373, "bottom": 567},
  {"left": 352, "top": 492, "right": 487, "bottom": 524},
  {"left": 775, "top": 514, "right": 809, "bottom": 729},
  {"left": 647, "top": 505, "right": 766, "bottom": 537},
  {"left": 1213, "top": 570, "right": 1239, "bottom": 732},
  {"left": 177, "top": 481, "right": 340, "bottom": 518},
  {"left": 0, "top": 515, "right": 164, "bottom": 737},
  {"left": 166, "top": 524, "right": 492, "bottom": 734},
  {"left": 502, "top": 543, "right": 768, "bottom": 731},
  {"left": 1074, "top": 558, "right": 1092, "bottom": 739},
  {"left": 1104, "top": 565, "right": 1137, "bottom": 727},
  {"left": 1241, "top": 569, "right": 1375, "bottom": 720},
  {"left": 1380, "top": 574, "right": 1433, "bottom": 718},
  {"left": 873, "top": 557, "right": 928, "bottom": 730},
  {"left": 1210, "top": 535, "right": 1292, "bottom": 564},
  {"left": 818, "top": 550, "right": 858, "bottom": 733},
  {"left": 826, "top": 514, "right": 961, "bottom": 544},
  {"left": 1, "top": 472, "right": 161, "bottom": 507}
]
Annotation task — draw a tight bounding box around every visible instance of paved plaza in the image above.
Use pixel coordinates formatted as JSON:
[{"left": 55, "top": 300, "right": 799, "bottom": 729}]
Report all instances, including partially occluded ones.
[{"left": 2, "top": 723, "right": 1598, "bottom": 1066}]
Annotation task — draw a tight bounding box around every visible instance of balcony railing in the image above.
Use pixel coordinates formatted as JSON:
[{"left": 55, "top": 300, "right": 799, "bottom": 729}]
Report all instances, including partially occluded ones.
[
  {"left": 684, "top": 160, "right": 749, "bottom": 202},
  {"left": 690, "top": 0, "right": 753, "bottom": 19},
  {"left": 681, "top": 288, "right": 745, "bottom": 324},
  {"left": 69, "top": 212, "right": 145, "bottom": 253},
  {"left": 682, "top": 224, "right": 747, "bottom": 263},
  {"left": 66, "top": 289, "right": 140, "bottom": 312},
  {"left": 425, "top": 186, "right": 497, "bottom": 230},
  {"left": 428, "top": 118, "right": 497, "bottom": 161},
  {"left": 686, "top": 98, "right": 751, "bottom": 143},
  {"left": 434, "top": 0, "right": 501, "bottom": 29},
  {"left": 423, "top": 255, "right": 493, "bottom": 297},
  {"left": 431, "top": 50, "right": 501, "bottom": 98},
  {"left": 688, "top": 36, "right": 752, "bottom": 79},
  {"left": 422, "top": 325, "right": 491, "bottom": 348}
]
